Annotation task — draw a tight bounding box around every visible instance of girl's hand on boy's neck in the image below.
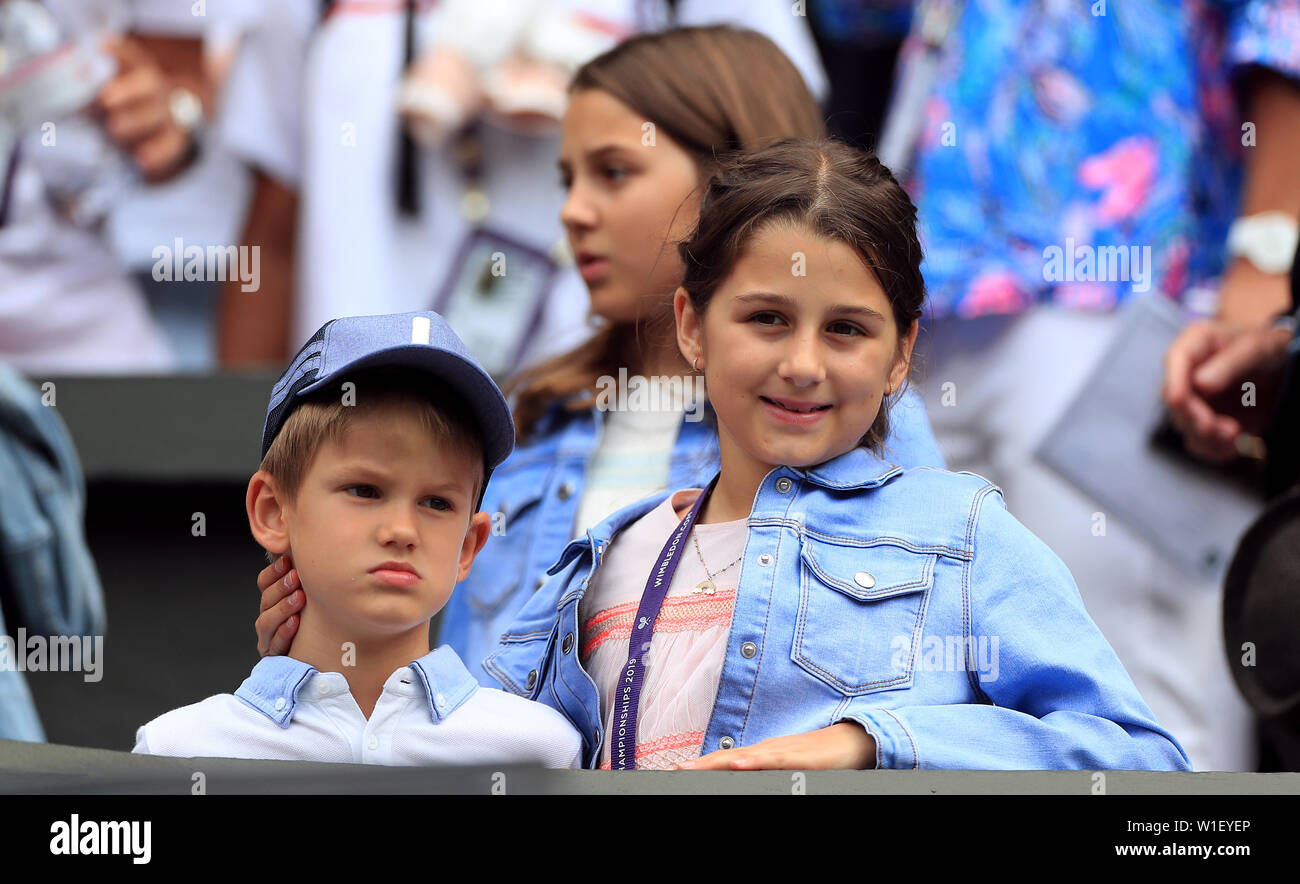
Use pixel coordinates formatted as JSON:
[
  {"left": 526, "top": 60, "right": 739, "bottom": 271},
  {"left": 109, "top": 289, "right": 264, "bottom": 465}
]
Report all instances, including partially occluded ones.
[{"left": 675, "top": 722, "right": 878, "bottom": 770}]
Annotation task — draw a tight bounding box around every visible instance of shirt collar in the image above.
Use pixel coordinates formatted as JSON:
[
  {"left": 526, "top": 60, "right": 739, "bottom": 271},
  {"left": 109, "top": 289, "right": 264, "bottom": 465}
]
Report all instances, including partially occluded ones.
[
  {"left": 234, "top": 647, "right": 479, "bottom": 728},
  {"left": 407, "top": 646, "right": 479, "bottom": 723},
  {"left": 235, "top": 655, "right": 318, "bottom": 728}
]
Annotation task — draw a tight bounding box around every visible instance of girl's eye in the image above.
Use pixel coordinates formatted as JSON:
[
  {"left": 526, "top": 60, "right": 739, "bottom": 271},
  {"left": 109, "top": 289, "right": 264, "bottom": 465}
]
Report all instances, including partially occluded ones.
[
  {"left": 345, "top": 485, "right": 379, "bottom": 499},
  {"left": 828, "top": 320, "right": 866, "bottom": 337},
  {"left": 750, "top": 311, "right": 786, "bottom": 327},
  {"left": 602, "top": 165, "right": 629, "bottom": 183},
  {"left": 421, "top": 497, "right": 452, "bottom": 512}
]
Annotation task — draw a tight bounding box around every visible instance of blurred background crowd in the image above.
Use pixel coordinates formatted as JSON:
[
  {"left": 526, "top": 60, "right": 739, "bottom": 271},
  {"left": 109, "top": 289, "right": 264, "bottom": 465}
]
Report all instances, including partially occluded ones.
[{"left": 1, "top": 0, "right": 1299, "bottom": 774}]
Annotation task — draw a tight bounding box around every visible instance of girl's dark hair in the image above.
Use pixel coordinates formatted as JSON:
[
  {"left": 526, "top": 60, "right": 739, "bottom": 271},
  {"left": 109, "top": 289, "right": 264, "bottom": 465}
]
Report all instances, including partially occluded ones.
[
  {"left": 677, "top": 137, "right": 926, "bottom": 454},
  {"left": 508, "top": 25, "right": 826, "bottom": 441}
]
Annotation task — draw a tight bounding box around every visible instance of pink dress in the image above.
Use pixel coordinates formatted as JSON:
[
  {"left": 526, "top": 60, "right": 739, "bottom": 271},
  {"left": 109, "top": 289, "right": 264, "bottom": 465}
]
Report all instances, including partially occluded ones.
[{"left": 579, "top": 489, "right": 749, "bottom": 770}]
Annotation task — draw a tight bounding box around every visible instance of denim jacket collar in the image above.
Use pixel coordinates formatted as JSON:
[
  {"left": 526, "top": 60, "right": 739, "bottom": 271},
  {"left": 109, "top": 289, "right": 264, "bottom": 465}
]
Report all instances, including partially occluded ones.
[
  {"left": 791, "top": 445, "right": 903, "bottom": 491},
  {"left": 235, "top": 647, "right": 478, "bottom": 728},
  {"left": 544, "top": 491, "right": 670, "bottom": 583}
]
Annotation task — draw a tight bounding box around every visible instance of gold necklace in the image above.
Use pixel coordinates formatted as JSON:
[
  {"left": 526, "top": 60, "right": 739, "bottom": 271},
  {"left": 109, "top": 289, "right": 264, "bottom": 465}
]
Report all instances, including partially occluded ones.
[{"left": 691, "top": 532, "right": 742, "bottom": 595}]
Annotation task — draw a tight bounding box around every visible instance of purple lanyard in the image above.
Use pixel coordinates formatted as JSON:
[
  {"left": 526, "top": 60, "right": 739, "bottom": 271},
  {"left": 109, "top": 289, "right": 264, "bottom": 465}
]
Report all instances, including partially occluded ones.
[{"left": 611, "top": 475, "right": 719, "bottom": 770}]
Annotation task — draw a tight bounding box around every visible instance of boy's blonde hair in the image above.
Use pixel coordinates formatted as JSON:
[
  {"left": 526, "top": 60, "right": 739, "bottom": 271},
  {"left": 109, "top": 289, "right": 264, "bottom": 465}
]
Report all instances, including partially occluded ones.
[{"left": 259, "top": 368, "right": 486, "bottom": 510}]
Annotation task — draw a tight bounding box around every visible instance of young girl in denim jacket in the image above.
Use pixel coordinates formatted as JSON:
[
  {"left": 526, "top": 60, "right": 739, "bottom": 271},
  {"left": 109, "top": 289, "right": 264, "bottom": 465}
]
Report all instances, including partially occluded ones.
[{"left": 482, "top": 138, "right": 1192, "bottom": 771}]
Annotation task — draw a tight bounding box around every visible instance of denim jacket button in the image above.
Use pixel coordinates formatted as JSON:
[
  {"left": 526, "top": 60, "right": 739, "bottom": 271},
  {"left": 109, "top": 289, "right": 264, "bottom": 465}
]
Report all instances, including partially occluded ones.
[
  {"left": 719, "top": 736, "right": 735, "bottom": 750},
  {"left": 775, "top": 477, "right": 792, "bottom": 493},
  {"left": 758, "top": 553, "right": 773, "bottom": 567},
  {"left": 535, "top": 574, "right": 547, "bottom": 590},
  {"left": 526, "top": 669, "right": 539, "bottom": 691},
  {"left": 562, "top": 633, "right": 575, "bottom": 654},
  {"left": 557, "top": 481, "right": 575, "bottom": 501},
  {"left": 854, "top": 571, "right": 876, "bottom": 589},
  {"left": 740, "top": 641, "right": 758, "bottom": 658}
]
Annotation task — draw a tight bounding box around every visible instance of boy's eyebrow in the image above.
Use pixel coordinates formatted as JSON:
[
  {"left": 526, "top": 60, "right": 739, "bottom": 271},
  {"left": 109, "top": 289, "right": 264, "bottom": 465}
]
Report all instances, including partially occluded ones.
[
  {"left": 326, "top": 461, "right": 475, "bottom": 495},
  {"left": 735, "top": 291, "right": 887, "bottom": 322}
]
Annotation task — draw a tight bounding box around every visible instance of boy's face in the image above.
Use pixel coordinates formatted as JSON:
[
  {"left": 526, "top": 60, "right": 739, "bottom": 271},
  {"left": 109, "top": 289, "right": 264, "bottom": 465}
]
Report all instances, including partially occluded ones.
[{"left": 264, "top": 402, "right": 488, "bottom": 638}]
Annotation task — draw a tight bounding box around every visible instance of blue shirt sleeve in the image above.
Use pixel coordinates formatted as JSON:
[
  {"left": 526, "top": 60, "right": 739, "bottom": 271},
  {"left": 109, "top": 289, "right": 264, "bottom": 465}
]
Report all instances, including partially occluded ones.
[{"left": 1222, "top": 0, "right": 1300, "bottom": 82}]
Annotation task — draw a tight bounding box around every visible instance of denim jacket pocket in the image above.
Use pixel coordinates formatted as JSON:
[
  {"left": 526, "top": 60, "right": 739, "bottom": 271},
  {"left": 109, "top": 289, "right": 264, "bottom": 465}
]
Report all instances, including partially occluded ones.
[
  {"left": 465, "top": 487, "right": 546, "bottom": 616},
  {"left": 792, "top": 538, "right": 936, "bottom": 695},
  {"left": 482, "top": 623, "right": 557, "bottom": 701}
]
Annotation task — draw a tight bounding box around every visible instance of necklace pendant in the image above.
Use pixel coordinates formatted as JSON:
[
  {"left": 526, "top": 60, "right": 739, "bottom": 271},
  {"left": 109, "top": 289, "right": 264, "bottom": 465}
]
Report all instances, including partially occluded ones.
[{"left": 693, "top": 579, "right": 716, "bottom": 595}]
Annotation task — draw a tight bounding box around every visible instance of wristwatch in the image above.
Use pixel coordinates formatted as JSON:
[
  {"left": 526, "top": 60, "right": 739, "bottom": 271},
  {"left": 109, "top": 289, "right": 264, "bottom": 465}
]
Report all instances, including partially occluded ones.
[
  {"left": 1227, "top": 211, "right": 1299, "bottom": 275},
  {"left": 168, "top": 86, "right": 205, "bottom": 163},
  {"left": 168, "top": 86, "right": 204, "bottom": 132}
]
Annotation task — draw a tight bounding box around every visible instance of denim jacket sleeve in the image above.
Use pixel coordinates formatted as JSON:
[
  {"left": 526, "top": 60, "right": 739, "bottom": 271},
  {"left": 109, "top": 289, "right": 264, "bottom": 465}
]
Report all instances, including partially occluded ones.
[
  {"left": 839, "top": 485, "right": 1193, "bottom": 771},
  {"left": 0, "top": 365, "right": 106, "bottom": 741},
  {"left": 479, "top": 542, "right": 604, "bottom": 758},
  {"left": 0, "top": 366, "right": 105, "bottom": 638}
]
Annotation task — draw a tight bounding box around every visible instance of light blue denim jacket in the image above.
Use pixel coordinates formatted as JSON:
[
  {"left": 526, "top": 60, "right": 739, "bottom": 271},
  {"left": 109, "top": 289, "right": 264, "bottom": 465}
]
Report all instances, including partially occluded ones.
[
  {"left": 481, "top": 445, "right": 1192, "bottom": 770},
  {"left": 0, "top": 365, "right": 106, "bottom": 742},
  {"left": 439, "top": 389, "right": 945, "bottom": 676}
]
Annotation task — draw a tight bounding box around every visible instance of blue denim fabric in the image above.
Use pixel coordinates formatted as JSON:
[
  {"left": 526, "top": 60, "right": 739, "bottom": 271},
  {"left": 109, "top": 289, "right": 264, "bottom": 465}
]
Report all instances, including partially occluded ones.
[
  {"left": 439, "top": 389, "right": 945, "bottom": 678},
  {"left": 482, "top": 445, "right": 1192, "bottom": 771},
  {"left": 0, "top": 365, "right": 106, "bottom": 742}
]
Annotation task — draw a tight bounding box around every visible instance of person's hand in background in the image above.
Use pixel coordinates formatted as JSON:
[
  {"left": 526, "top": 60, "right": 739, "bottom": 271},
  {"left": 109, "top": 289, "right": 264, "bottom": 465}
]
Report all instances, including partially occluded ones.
[
  {"left": 1162, "top": 316, "right": 1295, "bottom": 463},
  {"left": 93, "top": 36, "right": 202, "bottom": 182}
]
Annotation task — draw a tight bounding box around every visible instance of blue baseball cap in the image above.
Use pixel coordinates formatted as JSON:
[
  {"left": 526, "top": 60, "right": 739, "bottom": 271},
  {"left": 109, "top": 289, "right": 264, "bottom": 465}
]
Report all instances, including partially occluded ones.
[{"left": 261, "top": 311, "right": 515, "bottom": 485}]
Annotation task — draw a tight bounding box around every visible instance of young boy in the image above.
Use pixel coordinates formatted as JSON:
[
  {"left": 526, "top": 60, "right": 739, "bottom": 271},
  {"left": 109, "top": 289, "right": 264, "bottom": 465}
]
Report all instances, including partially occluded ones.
[{"left": 133, "top": 311, "right": 582, "bottom": 767}]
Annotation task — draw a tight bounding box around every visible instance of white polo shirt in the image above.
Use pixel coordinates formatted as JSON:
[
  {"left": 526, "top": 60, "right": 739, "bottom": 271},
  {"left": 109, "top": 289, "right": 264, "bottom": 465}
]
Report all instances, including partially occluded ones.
[{"left": 133, "top": 646, "right": 583, "bottom": 768}]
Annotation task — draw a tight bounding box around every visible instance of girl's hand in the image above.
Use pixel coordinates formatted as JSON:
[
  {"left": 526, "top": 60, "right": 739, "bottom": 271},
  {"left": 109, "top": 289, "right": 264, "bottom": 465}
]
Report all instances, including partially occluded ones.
[
  {"left": 675, "top": 722, "right": 877, "bottom": 771},
  {"left": 255, "top": 555, "right": 302, "bottom": 657}
]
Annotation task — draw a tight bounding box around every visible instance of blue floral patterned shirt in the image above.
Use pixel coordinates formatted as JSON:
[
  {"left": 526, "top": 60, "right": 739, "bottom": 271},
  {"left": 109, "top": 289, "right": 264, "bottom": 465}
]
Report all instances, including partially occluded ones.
[{"left": 899, "top": 0, "right": 1300, "bottom": 317}]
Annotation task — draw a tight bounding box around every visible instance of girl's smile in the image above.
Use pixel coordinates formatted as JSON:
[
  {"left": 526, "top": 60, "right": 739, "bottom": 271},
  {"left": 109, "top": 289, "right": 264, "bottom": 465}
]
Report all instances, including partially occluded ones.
[{"left": 760, "top": 394, "right": 834, "bottom": 426}]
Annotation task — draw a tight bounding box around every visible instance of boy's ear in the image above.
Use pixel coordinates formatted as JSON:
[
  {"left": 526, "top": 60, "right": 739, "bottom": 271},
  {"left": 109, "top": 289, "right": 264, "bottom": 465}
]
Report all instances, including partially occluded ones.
[
  {"left": 456, "top": 511, "right": 492, "bottom": 583},
  {"left": 247, "top": 470, "right": 291, "bottom": 557},
  {"left": 889, "top": 321, "right": 920, "bottom": 394},
  {"left": 674, "top": 286, "right": 704, "bottom": 370}
]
